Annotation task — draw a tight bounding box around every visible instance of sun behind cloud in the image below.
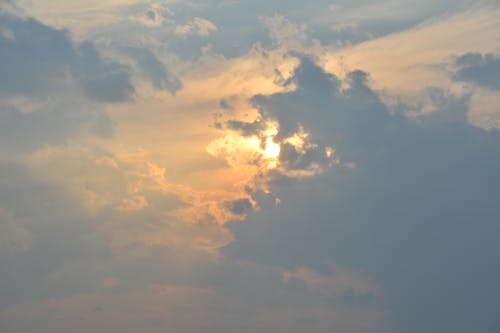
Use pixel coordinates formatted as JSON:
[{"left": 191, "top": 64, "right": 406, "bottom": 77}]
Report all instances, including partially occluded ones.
[{"left": 264, "top": 136, "right": 280, "bottom": 158}]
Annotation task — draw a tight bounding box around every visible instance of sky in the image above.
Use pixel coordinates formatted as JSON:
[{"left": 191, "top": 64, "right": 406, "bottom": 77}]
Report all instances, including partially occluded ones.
[{"left": 0, "top": 1, "right": 500, "bottom": 332}]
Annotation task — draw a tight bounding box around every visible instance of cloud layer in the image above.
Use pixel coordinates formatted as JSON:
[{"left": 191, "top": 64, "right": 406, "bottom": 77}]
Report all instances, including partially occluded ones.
[{"left": 1, "top": 1, "right": 500, "bottom": 333}]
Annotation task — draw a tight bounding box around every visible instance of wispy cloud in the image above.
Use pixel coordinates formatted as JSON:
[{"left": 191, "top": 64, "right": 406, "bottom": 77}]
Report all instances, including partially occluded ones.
[{"left": 174, "top": 17, "right": 218, "bottom": 37}]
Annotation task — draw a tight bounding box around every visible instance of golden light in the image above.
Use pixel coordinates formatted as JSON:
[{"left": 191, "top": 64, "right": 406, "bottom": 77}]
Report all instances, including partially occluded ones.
[
  {"left": 264, "top": 137, "right": 280, "bottom": 159},
  {"left": 206, "top": 120, "right": 282, "bottom": 171}
]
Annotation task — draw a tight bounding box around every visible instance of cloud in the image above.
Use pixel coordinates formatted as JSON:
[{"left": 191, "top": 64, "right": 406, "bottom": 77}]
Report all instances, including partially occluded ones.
[
  {"left": 128, "top": 3, "right": 173, "bottom": 27},
  {"left": 123, "top": 47, "right": 182, "bottom": 94},
  {"left": 321, "top": 5, "right": 500, "bottom": 94},
  {"left": 282, "top": 265, "right": 378, "bottom": 303},
  {"left": 225, "top": 57, "right": 500, "bottom": 333},
  {"left": 23, "top": 143, "right": 241, "bottom": 252},
  {"left": 0, "top": 162, "right": 111, "bottom": 311},
  {"left": 453, "top": 52, "right": 500, "bottom": 90},
  {"left": 72, "top": 41, "right": 135, "bottom": 102},
  {"left": 0, "top": 260, "right": 386, "bottom": 333},
  {"left": 320, "top": 0, "right": 477, "bottom": 34},
  {"left": 0, "top": 207, "right": 32, "bottom": 254},
  {"left": 0, "top": 13, "right": 134, "bottom": 102},
  {"left": 11, "top": 0, "right": 144, "bottom": 36},
  {"left": 0, "top": 13, "right": 141, "bottom": 157},
  {"left": 260, "top": 15, "right": 307, "bottom": 48},
  {"left": 174, "top": 17, "right": 217, "bottom": 37},
  {"left": 0, "top": 152, "right": 385, "bottom": 332},
  {"left": 0, "top": 0, "right": 18, "bottom": 14},
  {"left": 80, "top": 70, "right": 134, "bottom": 103},
  {"left": 0, "top": 14, "right": 74, "bottom": 98},
  {"left": 0, "top": 97, "right": 113, "bottom": 156},
  {"left": 225, "top": 198, "right": 253, "bottom": 216},
  {"left": 2, "top": 2, "right": 500, "bottom": 333},
  {"left": 225, "top": 119, "right": 272, "bottom": 139}
]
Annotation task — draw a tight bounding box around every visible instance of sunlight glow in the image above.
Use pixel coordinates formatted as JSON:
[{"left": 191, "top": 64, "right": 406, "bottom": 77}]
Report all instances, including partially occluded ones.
[{"left": 265, "top": 137, "right": 280, "bottom": 159}]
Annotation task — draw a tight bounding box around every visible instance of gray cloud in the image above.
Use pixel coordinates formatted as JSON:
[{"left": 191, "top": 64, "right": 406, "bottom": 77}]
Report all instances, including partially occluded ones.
[
  {"left": 0, "top": 14, "right": 134, "bottom": 102},
  {"left": 226, "top": 198, "right": 253, "bottom": 216},
  {"left": 122, "top": 47, "right": 182, "bottom": 94},
  {"left": 161, "top": 0, "right": 478, "bottom": 59},
  {"left": 454, "top": 53, "right": 500, "bottom": 90},
  {"left": 0, "top": 163, "right": 108, "bottom": 310},
  {"left": 0, "top": 100, "right": 113, "bottom": 154},
  {"left": 0, "top": 14, "right": 140, "bottom": 155},
  {"left": 72, "top": 41, "right": 134, "bottom": 102},
  {"left": 0, "top": 14, "right": 74, "bottom": 98},
  {"left": 0, "top": 156, "right": 378, "bottom": 333},
  {"left": 225, "top": 119, "right": 267, "bottom": 136},
  {"left": 225, "top": 57, "right": 500, "bottom": 333}
]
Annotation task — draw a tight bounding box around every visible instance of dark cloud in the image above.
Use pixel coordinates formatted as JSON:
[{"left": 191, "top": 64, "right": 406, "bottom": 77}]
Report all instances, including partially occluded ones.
[
  {"left": 0, "top": 14, "right": 134, "bottom": 102},
  {"left": 225, "top": 57, "right": 500, "bottom": 333},
  {"left": 454, "top": 53, "right": 500, "bottom": 90}
]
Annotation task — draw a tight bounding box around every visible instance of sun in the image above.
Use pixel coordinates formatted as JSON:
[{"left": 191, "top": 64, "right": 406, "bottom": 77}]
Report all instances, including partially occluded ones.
[{"left": 264, "top": 136, "right": 280, "bottom": 159}]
